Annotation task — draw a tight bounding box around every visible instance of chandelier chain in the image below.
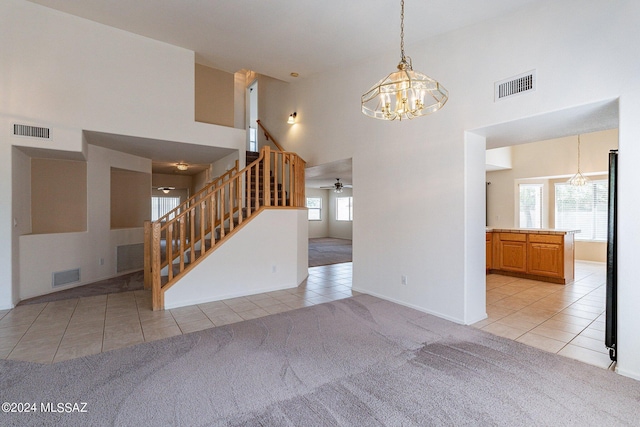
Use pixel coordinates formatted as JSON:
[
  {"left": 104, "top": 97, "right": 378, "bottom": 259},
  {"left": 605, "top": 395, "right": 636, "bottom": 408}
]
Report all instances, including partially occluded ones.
[
  {"left": 577, "top": 135, "right": 582, "bottom": 172},
  {"left": 400, "top": 0, "right": 405, "bottom": 62}
]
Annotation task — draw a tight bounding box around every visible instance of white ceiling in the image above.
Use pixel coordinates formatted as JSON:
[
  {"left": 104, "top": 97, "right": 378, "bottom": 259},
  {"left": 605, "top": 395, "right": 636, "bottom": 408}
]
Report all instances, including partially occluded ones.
[
  {"left": 305, "top": 158, "right": 353, "bottom": 189},
  {"left": 26, "top": 0, "right": 543, "bottom": 82},
  {"left": 474, "top": 99, "right": 619, "bottom": 150},
  {"left": 85, "top": 131, "right": 235, "bottom": 176},
  {"left": 24, "top": 1, "right": 619, "bottom": 183}
]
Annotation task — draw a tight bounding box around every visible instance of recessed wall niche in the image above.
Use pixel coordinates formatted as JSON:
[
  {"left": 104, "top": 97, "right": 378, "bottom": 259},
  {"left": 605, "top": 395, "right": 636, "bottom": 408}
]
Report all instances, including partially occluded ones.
[
  {"left": 31, "top": 158, "right": 87, "bottom": 234},
  {"left": 110, "top": 168, "right": 151, "bottom": 229}
]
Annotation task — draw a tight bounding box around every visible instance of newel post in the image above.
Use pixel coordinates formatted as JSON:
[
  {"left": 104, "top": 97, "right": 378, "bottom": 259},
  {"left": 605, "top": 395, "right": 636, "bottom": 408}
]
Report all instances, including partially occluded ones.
[{"left": 151, "top": 221, "right": 163, "bottom": 310}]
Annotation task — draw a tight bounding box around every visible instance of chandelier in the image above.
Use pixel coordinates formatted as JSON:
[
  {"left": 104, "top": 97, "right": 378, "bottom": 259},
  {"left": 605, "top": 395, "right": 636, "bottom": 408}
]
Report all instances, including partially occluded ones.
[
  {"left": 568, "top": 135, "right": 589, "bottom": 186},
  {"left": 361, "top": 0, "right": 448, "bottom": 121}
]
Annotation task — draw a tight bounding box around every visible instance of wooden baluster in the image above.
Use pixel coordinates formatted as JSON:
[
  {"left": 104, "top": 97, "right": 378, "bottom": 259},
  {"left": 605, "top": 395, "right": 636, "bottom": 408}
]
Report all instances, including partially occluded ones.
[
  {"left": 220, "top": 185, "right": 226, "bottom": 239},
  {"left": 179, "top": 217, "right": 186, "bottom": 273},
  {"left": 263, "top": 146, "right": 271, "bottom": 207},
  {"left": 273, "top": 152, "right": 279, "bottom": 206},
  {"left": 190, "top": 208, "right": 195, "bottom": 263},
  {"left": 280, "top": 153, "right": 284, "bottom": 206},
  {"left": 229, "top": 180, "right": 235, "bottom": 232},
  {"left": 246, "top": 165, "right": 252, "bottom": 218},
  {"left": 200, "top": 201, "right": 206, "bottom": 257},
  {"left": 210, "top": 193, "right": 216, "bottom": 246},
  {"left": 167, "top": 223, "right": 174, "bottom": 281},
  {"left": 288, "top": 155, "right": 294, "bottom": 207},
  {"left": 253, "top": 161, "right": 264, "bottom": 211},
  {"left": 237, "top": 175, "right": 243, "bottom": 225}
]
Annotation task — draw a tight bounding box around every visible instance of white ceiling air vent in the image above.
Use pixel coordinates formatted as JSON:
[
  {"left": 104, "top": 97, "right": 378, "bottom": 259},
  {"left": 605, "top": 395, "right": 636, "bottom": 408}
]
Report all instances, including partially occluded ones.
[
  {"left": 13, "top": 123, "right": 51, "bottom": 139},
  {"left": 495, "top": 70, "right": 536, "bottom": 101}
]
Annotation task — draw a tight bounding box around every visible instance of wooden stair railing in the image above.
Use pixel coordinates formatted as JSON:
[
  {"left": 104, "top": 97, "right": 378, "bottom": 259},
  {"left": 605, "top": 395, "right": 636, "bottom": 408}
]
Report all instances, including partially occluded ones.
[
  {"left": 144, "top": 146, "right": 305, "bottom": 310},
  {"left": 155, "top": 160, "right": 239, "bottom": 226},
  {"left": 256, "top": 119, "right": 285, "bottom": 152}
]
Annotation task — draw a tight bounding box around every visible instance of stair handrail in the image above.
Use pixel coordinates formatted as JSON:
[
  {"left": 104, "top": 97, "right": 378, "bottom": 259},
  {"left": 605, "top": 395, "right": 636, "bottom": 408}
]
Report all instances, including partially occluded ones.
[
  {"left": 145, "top": 145, "right": 306, "bottom": 310},
  {"left": 256, "top": 119, "right": 285, "bottom": 152},
  {"left": 156, "top": 160, "right": 239, "bottom": 224}
]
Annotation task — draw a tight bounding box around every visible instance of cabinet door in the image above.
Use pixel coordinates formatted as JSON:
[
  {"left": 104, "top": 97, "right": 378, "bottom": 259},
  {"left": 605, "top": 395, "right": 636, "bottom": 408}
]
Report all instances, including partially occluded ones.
[
  {"left": 528, "top": 243, "right": 563, "bottom": 278},
  {"left": 499, "top": 241, "right": 527, "bottom": 273}
]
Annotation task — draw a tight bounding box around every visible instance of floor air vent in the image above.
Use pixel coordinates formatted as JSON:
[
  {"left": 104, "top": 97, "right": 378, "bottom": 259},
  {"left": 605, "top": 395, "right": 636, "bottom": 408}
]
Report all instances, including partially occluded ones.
[
  {"left": 117, "top": 243, "right": 144, "bottom": 272},
  {"left": 52, "top": 268, "right": 80, "bottom": 288},
  {"left": 13, "top": 123, "right": 51, "bottom": 139},
  {"left": 495, "top": 70, "right": 536, "bottom": 101}
]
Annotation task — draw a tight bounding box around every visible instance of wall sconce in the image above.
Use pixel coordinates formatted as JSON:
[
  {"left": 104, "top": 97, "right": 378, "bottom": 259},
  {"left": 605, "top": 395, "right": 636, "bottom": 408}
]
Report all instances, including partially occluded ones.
[
  {"left": 157, "top": 186, "right": 175, "bottom": 194},
  {"left": 176, "top": 163, "right": 188, "bottom": 171},
  {"left": 287, "top": 112, "right": 297, "bottom": 124}
]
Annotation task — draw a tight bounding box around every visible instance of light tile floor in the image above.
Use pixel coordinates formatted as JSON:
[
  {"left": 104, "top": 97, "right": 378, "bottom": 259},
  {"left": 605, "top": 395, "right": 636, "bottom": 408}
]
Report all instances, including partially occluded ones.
[
  {"left": 0, "top": 263, "right": 356, "bottom": 364},
  {"left": 0, "top": 261, "right": 613, "bottom": 370},
  {"left": 473, "top": 261, "right": 614, "bottom": 370}
]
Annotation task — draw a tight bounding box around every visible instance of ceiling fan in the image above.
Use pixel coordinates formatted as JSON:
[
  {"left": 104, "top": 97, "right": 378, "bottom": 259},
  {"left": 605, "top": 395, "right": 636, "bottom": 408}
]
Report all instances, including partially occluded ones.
[
  {"left": 157, "top": 186, "right": 175, "bottom": 194},
  {"left": 320, "top": 178, "right": 352, "bottom": 193}
]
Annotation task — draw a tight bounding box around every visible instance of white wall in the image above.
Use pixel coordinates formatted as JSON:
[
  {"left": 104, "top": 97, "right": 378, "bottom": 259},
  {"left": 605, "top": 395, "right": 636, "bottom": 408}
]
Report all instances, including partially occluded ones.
[
  {"left": 305, "top": 188, "right": 329, "bottom": 238},
  {"left": 262, "top": 0, "right": 640, "bottom": 378},
  {"left": 0, "top": 0, "right": 245, "bottom": 307},
  {"left": 328, "top": 188, "right": 353, "bottom": 240},
  {"left": 164, "top": 209, "right": 308, "bottom": 309},
  {"left": 18, "top": 144, "right": 151, "bottom": 300},
  {"left": 486, "top": 147, "right": 512, "bottom": 170}
]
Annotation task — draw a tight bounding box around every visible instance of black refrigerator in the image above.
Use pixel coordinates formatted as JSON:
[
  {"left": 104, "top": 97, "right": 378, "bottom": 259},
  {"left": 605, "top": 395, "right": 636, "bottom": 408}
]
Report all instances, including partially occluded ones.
[{"left": 605, "top": 149, "right": 618, "bottom": 362}]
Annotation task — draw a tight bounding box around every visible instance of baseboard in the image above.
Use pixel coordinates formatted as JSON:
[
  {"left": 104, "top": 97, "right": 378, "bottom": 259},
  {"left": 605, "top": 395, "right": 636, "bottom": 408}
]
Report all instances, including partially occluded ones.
[
  {"left": 164, "top": 283, "right": 297, "bottom": 310},
  {"left": 351, "top": 287, "right": 466, "bottom": 325},
  {"left": 615, "top": 366, "right": 640, "bottom": 381}
]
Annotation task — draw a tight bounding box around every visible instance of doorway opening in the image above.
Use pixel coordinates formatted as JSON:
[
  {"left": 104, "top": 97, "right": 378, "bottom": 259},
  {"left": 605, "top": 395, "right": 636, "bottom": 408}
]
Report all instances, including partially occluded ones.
[
  {"left": 247, "top": 80, "right": 258, "bottom": 152},
  {"left": 470, "top": 99, "right": 619, "bottom": 369}
]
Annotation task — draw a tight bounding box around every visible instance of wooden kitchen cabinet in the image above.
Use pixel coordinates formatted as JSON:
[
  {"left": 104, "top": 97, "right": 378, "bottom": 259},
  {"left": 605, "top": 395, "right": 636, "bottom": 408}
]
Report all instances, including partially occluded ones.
[
  {"left": 486, "top": 232, "right": 492, "bottom": 271},
  {"left": 488, "top": 229, "right": 577, "bottom": 284},
  {"left": 527, "top": 234, "right": 564, "bottom": 278},
  {"left": 496, "top": 233, "right": 527, "bottom": 273}
]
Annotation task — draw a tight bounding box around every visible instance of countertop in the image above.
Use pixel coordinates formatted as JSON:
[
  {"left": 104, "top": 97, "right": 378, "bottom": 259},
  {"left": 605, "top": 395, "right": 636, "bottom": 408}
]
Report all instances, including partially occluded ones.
[{"left": 486, "top": 227, "right": 580, "bottom": 235}]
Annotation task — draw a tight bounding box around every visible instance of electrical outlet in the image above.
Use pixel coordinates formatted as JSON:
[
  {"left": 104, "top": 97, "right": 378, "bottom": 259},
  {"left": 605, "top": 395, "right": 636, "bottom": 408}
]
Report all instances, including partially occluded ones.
[
  {"left": 401, "top": 275, "right": 407, "bottom": 285},
  {"left": 272, "top": 265, "right": 277, "bottom": 273}
]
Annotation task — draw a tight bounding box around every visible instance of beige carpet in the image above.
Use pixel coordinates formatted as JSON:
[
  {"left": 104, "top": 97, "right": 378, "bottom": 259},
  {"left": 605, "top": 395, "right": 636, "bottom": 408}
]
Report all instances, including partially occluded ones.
[
  {"left": 2, "top": 294, "right": 639, "bottom": 426},
  {"left": 309, "top": 237, "right": 352, "bottom": 267},
  {"left": 17, "top": 271, "right": 144, "bottom": 306}
]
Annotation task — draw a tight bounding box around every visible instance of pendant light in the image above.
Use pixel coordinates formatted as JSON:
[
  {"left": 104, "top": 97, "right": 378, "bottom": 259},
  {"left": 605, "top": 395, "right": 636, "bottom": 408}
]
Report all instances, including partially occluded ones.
[
  {"left": 361, "top": 0, "right": 448, "bottom": 121},
  {"left": 568, "top": 135, "right": 589, "bottom": 186}
]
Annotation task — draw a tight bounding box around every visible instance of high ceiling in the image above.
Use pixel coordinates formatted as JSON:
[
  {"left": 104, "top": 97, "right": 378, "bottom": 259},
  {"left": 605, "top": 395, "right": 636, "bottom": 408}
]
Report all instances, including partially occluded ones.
[
  {"left": 28, "top": 0, "right": 615, "bottom": 186},
  {"left": 26, "top": 0, "right": 543, "bottom": 82}
]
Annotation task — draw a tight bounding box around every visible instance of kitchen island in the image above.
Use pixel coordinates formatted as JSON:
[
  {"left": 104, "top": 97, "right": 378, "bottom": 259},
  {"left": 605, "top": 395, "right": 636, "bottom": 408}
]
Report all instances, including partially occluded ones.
[{"left": 486, "top": 228, "right": 579, "bottom": 284}]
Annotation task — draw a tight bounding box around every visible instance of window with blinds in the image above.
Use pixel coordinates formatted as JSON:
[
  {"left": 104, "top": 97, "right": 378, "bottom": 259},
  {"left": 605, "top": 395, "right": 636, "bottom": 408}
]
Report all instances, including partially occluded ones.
[
  {"left": 306, "top": 197, "right": 322, "bottom": 221},
  {"left": 555, "top": 180, "right": 608, "bottom": 241},
  {"left": 151, "top": 196, "right": 180, "bottom": 221}
]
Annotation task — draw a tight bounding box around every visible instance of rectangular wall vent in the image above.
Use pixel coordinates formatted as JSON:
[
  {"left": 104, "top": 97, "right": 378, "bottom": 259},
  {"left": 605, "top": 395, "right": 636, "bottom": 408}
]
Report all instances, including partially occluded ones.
[
  {"left": 13, "top": 123, "right": 51, "bottom": 139},
  {"left": 117, "top": 243, "right": 144, "bottom": 273},
  {"left": 52, "top": 268, "right": 80, "bottom": 288},
  {"left": 495, "top": 70, "right": 536, "bottom": 101}
]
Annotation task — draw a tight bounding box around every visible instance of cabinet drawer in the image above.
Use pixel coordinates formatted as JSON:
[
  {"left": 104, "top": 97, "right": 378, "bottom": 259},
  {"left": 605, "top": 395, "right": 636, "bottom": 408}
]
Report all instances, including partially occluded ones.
[
  {"left": 529, "top": 234, "right": 563, "bottom": 244},
  {"left": 486, "top": 232, "right": 492, "bottom": 242},
  {"left": 498, "top": 233, "right": 527, "bottom": 242}
]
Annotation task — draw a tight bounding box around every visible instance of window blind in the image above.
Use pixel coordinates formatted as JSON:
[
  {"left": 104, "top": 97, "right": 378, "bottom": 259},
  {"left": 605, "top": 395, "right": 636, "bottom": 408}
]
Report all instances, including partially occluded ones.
[{"left": 555, "top": 180, "right": 608, "bottom": 241}]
